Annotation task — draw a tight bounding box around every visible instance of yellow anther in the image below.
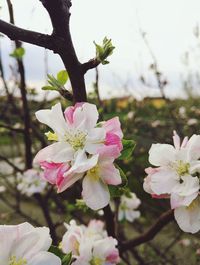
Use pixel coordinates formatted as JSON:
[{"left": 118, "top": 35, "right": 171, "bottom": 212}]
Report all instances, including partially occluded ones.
[
  {"left": 87, "top": 165, "right": 100, "bottom": 181},
  {"left": 90, "top": 257, "right": 103, "bottom": 265},
  {"left": 176, "top": 160, "right": 190, "bottom": 176},
  {"left": 9, "top": 256, "right": 27, "bottom": 265},
  {"left": 45, "top": 131, "right": 58, "bottom": 141}
]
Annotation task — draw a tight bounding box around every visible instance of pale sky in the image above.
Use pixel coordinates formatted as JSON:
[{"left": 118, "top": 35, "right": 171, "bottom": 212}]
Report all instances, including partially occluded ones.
[{"left": 1, "top": 0, "right": 200, "bottom": 99}]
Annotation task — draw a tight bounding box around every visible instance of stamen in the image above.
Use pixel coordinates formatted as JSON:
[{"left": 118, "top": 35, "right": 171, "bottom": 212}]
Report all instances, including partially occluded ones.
[{"left": 9, "top": 256, "right": 27, "bottom": 265}]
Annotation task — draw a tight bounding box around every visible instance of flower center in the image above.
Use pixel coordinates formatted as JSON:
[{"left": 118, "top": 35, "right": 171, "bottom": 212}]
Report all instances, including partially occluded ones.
[
  {"left": 9, "top": 256, "right": 27, "bottom": 265},
  {"left": 90, "top": 257, "right": 103, "bottom": 265},
  {"left": 65, "top": 130, "right": 87, "bottom": 151},
  {"left": 87, "top": 165, "right": 100, "bottom": 181},
  {"left": 175, "top": 160, "right": 190, "bottom": 176},
  {"left": 45, "top": 130, "right": 87, "bottom": 151}
]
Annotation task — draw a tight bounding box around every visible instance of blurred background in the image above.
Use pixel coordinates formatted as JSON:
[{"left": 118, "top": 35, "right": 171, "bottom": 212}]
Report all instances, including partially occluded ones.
[{"left": 1, "top": 1, "right": 200, "bottom": 264}]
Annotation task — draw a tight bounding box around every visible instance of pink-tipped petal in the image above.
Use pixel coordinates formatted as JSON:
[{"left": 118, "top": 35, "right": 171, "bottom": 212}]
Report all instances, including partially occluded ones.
[{"left": 103, "top": 117, "right": 123, "bottom": 139}]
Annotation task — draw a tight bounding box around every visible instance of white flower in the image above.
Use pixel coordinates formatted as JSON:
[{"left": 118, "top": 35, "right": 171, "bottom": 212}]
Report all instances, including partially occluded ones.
[
  {"left": 17, "top": 169, "right": 47, "bottom": 196},
  {"left": 62, "top": 220, "right": 120, "bottom": 265},
  {"left": 147, "top": 131, "right": 200, "bottom": 209},
  {"left": 73, "top": 237, "right": 120, "bottom": 265},
  {"left": 144, "top": 131, "right": 200, "bottom": 233},
  {"left": 0, "top": 222, "right": 61, "bottom": 265},
  {"left": 34, "top": 103, "right": 105, "bottom": 164},
  {"left": 179, "top": 106, "right": 186, "bottom": 118},
  {"left": 0, "top": 186, "right": 6, "bottom": 193},
  {"left": 187, "top": 118, "right": 198, "bottom": 126},
  {"left": 118, "top": 192, "right": 141, "bottom": 222},
  {"left": 174, "top": 197, "right": 200, "bottom": 234}
]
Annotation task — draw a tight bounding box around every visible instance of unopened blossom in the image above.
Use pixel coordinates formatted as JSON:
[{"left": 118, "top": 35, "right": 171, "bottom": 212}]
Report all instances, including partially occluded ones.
[
  {"left": 61, "top": 220, "right": 84, "bottom": 256},
  {"left": 144, "top": 131, "right": 200, "bottom": 233},
  {"left": 61, "top": 220, "right": 120, "bottom": 265},
  {"left": 0, "top": 222, "right": 61, "bottom": 265},
  {"left": 17, "top": 169, "right": 47, "bottom": 196},
  {"left": 118, "top": 192, "right": 141, "bottom": 222}
]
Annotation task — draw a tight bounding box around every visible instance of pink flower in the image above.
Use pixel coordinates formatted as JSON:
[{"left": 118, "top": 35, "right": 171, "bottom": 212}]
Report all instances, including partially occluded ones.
[
  {"left": 102, "top": 117, "right": 123, "bottom": 152},
  {"left": 34, "top": 103, "right": 123, "bottom": 210}
]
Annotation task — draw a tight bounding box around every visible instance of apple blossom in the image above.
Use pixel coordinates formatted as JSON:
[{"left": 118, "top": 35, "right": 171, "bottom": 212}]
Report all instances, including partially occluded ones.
[
  {"left": 118, "top": 192, "right": 141, "bottom": 222},
  {"left": 33, "top": 102, "right": 123, "bottom": 209},
  {"left": 65, "top": 146, "right": 122, "bottom": 210},
  {"left": 144, "top": 131, "right": 200, "bottom": 233},
  {"left": 72, "top": 237, "right": 120, "bottom": 265},
  {"left": 33, "top": 102, "right": 105, "bottom": 164},
  {"left": 0, "top": 222, "right": 61, "bottom": 265},
  {"left": 61, "top": 219, "right": 120, "bottom": 265},
  {"left": 17, "top": 169, "right": 47, "bottom": 196},
  {"left": 145, "top": 131, "right": 200, "bottom": 208}
]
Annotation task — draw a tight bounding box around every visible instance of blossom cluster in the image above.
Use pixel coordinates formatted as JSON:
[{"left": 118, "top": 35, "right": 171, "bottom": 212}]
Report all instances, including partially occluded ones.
[
  {"left": 17, "top": 169, "right": 47, "bottom": 196},
  {"left": 61, "top": 219, "right": 120, "bottom": 265},
  {"left": 118, "top": 192, "right": 141, "bottom": 222},
  {"left": 34, "top": 102, "right": 123, "bottom": 210},
  {"left": 144, "top": 131, "right": 200, "bottom": 233},
  {"left": 0, "top": 222, "right": 61, "bottom": 265}
]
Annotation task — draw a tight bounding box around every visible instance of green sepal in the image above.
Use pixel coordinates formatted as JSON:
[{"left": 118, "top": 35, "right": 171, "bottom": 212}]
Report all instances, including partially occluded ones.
[{"left": 118, "top": 139, "right": 136, "bottom": 160}]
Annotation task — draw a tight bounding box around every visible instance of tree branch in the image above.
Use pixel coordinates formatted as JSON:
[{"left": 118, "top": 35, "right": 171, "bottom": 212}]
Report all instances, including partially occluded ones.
[
  {"left": 0, "top": 155, "right": 23, "bottom": 172},
  {"left": 81, "top": 58, "right": 100, "bottom": 74},
  {"left": 0, "top": 19, "right": 53, "bottom": 50},
  {"left": 39, "top": 0, "right": 87, "bottom": 102},
  {"left": 103, "top": 205, "right": 116, "bottom": 237},
  {"left": 120, "top": 210, "right": 174, "bottom": 252}
]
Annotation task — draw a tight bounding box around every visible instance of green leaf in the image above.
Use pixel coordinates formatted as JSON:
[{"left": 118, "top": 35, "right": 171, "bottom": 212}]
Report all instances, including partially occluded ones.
[
  {"left": 109, "top": 165, "right": 128, "bottom": 197},
  {"left": 42, "top": 86, "right": 58, "bottom": 91},
  {"left": 49, "top": 246, "right": 72, "bottom": 264},
  {"left": 62, "top": 253, "right": 72, "bottom": 265},
  {"left": 49, "top": 246, "right": 64, "bottom": 258},
  {"left": 118, "top": 139, "right": 136, "bottom": 160},
  {"left": 57, "top": 70, "right": 69, "bottom": 85},
  {"left": 94, "top": 37, "right": 115, "bottom": 65},
  {"left": 10, "top": 47, "right": 25, "bottom": 59}
]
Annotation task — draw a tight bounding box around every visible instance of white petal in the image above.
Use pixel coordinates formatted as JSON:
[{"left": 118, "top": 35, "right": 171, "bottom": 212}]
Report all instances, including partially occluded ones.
[
  {"left": 186, "top": 134, "right": 200, "bottom": 161},
  {"left": 0, "top": 223, "right": 34, "bottom": 262},
  {"left": 11, "top": 231, "right": 39, "bottom": 259},
  {"left": 170, "top": 176, "right": 199, "bottom": 208},
  {"left": 190, "top": 161, "right": 200, "bottom": 174},
  {"left": 85, "top": 128, "right": 106, "bottom": 154},
  {"left": 125, "top": 210, "right": 140, "bottom": 222},
  {"left": 174, "top": 198, "right": 200, "bottom": 233},
  {"left": 29, "top": 252, "right": 61, "bottom": 265},
  {"left": 73, "top": 103, "right": 99, "bottom": 130},
  {"left": 150, "top": 167, "right": 179, "bottom": 195},
  {"left": 35, "top": 103, "right": 68, "bottom": 136},
  {"left": 149, "top": 144, "right": 176, "bottom": 166},
  {"left": 82, "top": 175, "right": 110, "bottom": 210},
  {"left": 65, "top": 151, "right": 99, "bottom": 176},
  {"left": 34, "top": 142, "right": 74, "bottom": 164}
]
